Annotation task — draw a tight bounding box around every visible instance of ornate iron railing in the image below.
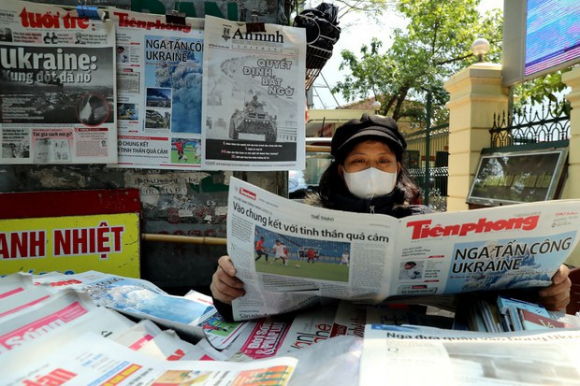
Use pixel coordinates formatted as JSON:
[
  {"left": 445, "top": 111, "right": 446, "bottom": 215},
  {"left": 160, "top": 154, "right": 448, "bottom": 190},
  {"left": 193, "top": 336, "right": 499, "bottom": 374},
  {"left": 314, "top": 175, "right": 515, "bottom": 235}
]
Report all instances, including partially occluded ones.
[{"left": 490, "top": 99, "right": 571, "bottom": 148}]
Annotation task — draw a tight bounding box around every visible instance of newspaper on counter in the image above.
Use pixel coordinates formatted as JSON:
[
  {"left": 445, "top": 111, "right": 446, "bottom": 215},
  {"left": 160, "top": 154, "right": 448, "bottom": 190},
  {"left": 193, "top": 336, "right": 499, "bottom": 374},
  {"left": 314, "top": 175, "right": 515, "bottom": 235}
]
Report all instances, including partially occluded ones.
[
  {"left": 0, "top": 285, "right": 53, "bottom": 319},
  {"left": 0, "top": 0, "right": 118, "bottom": 164},
  {"left": 360, "top": 324, "right": 580, "bottom": 386},
  {"left": 201, "top": 15, "right": 306, "bottom": 171},
  {"left": 32, "top": 270, "right": 249, "bottom": 345},
  {"left": 222, "top": 303, "right": 337, "bottom": 362},
  {"left": 1, "top": 306, "right": 136, "bottom": 364},
  {"left": 112, "top": 9, "right": 206, "bottom": 169},
  {"left": 0, "top": 271, "right": 34, "bottom": 298},
  {"left": 227, "top": 177, "right": 580, "bottom": 320},
  {"left": 0, "top": 288, "right": 99, "bottom": 354},
  {"left": 2, "top": 331, "right": 298, "bottom": 386}
]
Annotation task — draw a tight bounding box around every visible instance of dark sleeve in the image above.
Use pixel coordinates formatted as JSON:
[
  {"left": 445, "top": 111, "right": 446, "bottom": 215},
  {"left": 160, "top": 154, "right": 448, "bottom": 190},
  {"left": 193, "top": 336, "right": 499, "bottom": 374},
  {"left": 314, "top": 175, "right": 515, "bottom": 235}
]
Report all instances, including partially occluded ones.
[
  {"left": 391, "top": 204, "right": 432, "bottom": 218},
  {"left": 212, "top": 297, "right": 235, "bottom": 322}
]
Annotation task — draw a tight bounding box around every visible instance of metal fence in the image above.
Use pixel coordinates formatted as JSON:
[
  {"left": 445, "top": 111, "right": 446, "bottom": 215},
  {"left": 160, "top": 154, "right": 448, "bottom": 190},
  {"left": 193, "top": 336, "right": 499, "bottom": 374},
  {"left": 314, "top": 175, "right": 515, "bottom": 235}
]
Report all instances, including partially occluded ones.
[
  {"left": 490, "top": 99, "right": 571, "bottom": 148},
  {"left": 404, "top": 122, "right": 449, "bottom": 212}
]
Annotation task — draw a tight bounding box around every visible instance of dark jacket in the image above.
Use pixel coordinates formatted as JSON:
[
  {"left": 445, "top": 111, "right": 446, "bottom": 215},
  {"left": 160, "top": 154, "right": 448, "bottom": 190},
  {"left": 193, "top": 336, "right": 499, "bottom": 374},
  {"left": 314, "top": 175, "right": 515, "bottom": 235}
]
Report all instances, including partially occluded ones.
[{"left": 304, "top": 191, "right": 431, "bottom": 218}]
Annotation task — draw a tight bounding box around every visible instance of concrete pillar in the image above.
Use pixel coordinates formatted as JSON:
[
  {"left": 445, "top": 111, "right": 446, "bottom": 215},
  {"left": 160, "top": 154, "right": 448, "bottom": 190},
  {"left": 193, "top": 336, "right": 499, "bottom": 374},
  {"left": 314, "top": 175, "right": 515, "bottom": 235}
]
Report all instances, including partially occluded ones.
[
  {"left": 562, "top": 67, "right": 580, "bottom": 267},
  {"left": 562, "top": 67, "right": 580, "bottom": 200},
  {"left": 443, "top": 63, "right": 509, "bottom": 212}
]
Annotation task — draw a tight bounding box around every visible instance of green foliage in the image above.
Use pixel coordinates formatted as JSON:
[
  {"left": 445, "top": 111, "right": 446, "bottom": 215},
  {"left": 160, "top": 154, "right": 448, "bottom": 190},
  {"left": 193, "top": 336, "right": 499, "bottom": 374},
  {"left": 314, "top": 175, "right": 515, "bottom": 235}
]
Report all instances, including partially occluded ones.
[
  {"left": 332, "top": 0, "right": 503, "bottom": 124},
  {"left": 512, "top": 70, "right": 571, "bottom": 109}
]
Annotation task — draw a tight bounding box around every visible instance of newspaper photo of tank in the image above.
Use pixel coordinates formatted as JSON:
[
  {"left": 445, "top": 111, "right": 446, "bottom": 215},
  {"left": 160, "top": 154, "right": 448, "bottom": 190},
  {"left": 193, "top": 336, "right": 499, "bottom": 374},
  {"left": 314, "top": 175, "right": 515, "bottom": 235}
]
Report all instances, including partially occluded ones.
[{"left": 228, "top": 95, "right": 277, "bottom": 142}]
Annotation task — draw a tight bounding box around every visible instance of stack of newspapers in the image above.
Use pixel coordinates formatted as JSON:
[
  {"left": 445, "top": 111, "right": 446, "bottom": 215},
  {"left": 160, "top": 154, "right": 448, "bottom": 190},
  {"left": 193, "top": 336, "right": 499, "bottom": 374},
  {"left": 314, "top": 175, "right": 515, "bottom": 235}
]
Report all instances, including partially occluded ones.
[
  {"left": 456, "top": 294, "right": 580, "bottom": 333},
  {"left": 0, "top": 271, "right": 296, "bottom": 385},
  {"left": 3, "top": 270, "right": 580, "bottom": 386}
]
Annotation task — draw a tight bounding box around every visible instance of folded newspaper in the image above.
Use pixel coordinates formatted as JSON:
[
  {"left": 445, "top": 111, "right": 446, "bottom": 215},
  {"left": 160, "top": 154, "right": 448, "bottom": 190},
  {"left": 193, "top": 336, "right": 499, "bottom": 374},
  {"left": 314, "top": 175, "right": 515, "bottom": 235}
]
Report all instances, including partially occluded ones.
[
  {"left": 3, "top": 331, "right": 297, "bottom": 386},
  {"left": 228, "top": 177, "right": 580, "bottom": 321},
  {"left": 30, "top": 270, "right": 248, "bottom": 346},
  {"left": 360, "top": 324, "right": 580, "bottom": 386}
]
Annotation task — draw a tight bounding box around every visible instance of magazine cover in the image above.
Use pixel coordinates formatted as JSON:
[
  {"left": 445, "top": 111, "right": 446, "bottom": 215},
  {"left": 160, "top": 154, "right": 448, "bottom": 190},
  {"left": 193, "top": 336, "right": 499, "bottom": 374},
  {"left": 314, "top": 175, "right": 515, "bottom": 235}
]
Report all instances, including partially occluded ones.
[
  {"left": 201, "top": 15, "right": 306, "bottom": 171},
  {"left": 112, "top": 10, "right": 205, "bottom": 169},
  {"left": 0, "top": 0, "right": 117, "bottom": 164}
]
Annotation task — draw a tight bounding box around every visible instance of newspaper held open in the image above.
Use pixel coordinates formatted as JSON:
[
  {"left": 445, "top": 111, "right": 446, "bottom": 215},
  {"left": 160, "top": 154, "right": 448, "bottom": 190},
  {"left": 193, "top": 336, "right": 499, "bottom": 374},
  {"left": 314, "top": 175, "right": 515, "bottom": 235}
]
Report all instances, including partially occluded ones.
[{"left": 227, "top": 177, "right": 580, "bottom": 321}]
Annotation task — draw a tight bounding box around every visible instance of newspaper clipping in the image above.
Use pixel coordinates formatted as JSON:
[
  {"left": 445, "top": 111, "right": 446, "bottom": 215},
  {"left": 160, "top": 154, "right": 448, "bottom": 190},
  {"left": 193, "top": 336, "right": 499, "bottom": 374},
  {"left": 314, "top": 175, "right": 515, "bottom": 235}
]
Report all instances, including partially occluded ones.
[
  {"left": 0, "top": 0, "right": 117, "bottom": 164},
  {"left": 201, "top": 15, "right": 306, "bottom": 171},
  {"left": 112, "top": 10, "right": 206, "bottom": 169},
  {"left": 227, "top": 177, "right": 580, "bottom": 320}
]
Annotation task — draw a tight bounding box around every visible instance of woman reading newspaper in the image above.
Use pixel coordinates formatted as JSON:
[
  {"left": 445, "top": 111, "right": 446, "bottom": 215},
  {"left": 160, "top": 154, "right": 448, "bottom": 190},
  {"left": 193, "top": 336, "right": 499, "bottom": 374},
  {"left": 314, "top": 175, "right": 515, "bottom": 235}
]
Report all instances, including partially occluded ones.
[{"left": 210, "top": 114, "right": 571, "bottom": 321}]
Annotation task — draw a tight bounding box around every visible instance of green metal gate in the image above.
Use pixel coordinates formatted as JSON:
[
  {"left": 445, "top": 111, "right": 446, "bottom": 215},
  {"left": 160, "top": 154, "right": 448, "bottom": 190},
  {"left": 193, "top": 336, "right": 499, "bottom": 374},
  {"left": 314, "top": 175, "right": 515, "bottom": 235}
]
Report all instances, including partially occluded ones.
[{"left": 404, "top": 122, "right": 449, "bottom": 211}]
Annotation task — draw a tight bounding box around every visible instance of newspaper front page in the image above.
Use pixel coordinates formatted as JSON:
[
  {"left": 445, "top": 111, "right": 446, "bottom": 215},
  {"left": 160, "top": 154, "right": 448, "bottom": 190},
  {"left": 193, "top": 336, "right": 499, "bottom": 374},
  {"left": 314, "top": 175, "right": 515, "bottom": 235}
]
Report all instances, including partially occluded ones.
[
  {"left": 201, "top": 15, "right": 306, "bottom": 171},
  {"left": 361, "top": 324, "right": 580, "bottom": 386},
  {"left": 227, "top": 177, "right": 580, "bottom": 320},
  {"left": 0, "top": 0, "right": 117, "bottom": 164},
  {"left": 112, "top": 9, "right": 206, "bottom": 169},
  {"left": 2, "top": 331, "right": 298, "bottom": 386}
]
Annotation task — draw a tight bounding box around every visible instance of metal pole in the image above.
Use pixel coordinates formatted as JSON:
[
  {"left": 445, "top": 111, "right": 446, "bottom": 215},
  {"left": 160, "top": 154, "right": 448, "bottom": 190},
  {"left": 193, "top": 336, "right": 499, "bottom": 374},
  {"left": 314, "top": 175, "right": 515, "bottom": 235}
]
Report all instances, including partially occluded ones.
[{"left": 424, "top": 92, "right": 432, "bottom": 206}]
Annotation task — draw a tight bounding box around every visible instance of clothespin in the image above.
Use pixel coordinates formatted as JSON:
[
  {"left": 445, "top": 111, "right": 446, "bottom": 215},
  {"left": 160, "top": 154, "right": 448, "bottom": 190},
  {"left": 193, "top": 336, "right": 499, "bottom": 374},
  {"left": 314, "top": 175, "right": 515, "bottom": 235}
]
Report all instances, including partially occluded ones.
[
  {"left": 165, "top": 0, "right": 186, "bottom": 25},
  {"left": 246, "top": 12, "right": 265, "bottom": 33},
  {"left": 166, "top": 7, "right": 186, "bottom": 26},
  {"left": 76, "top": 0, "right": 103, "bottom": 20}
]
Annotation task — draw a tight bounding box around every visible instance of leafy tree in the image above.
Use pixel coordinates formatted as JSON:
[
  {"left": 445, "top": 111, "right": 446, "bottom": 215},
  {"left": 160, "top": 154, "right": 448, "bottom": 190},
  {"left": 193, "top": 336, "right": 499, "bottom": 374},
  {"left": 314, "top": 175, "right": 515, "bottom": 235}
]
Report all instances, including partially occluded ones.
[{"left": 332, "top": 0, "right": 503, "bottom": 124}]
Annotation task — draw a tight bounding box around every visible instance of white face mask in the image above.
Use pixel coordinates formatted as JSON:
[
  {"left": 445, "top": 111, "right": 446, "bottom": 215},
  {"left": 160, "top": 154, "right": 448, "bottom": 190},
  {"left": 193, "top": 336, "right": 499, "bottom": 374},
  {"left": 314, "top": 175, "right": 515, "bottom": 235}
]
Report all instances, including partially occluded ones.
[{"left": 343, "top": 167, "right": 397, "bottom": 200}]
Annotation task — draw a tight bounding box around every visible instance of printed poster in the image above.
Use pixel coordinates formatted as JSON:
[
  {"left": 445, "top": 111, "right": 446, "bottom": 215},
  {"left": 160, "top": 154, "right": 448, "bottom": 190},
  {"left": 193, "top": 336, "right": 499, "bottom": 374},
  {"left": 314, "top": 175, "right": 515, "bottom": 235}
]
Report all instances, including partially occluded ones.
[
  {"left": 112, "top": 10, "right": 205, "bottom": 169},
  {"left": 0, "top": 0, "right": 118, "bottom": 164},
  {"left": 201, "top": 15, "right": 306, "bottom": 171}
]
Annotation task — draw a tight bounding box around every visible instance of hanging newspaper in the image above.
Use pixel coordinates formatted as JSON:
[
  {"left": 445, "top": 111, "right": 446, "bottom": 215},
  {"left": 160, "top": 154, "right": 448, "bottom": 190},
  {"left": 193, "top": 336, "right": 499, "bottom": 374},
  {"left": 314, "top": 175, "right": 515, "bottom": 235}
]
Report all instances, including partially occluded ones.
[
  {"left": 112, "top": 10, "right": 206, "bottom": 169},
  {"left": 130, "top": 0, "right": 287, "bottom": 24},
  {"left": 227, "top": 177, "right": 580, "bottom": 320},
  {"left": 201, "top": 15, "right": 306, "bottom": 171},
  {"left": 0, "top": 0, "right": 117, "bottom": 164}
]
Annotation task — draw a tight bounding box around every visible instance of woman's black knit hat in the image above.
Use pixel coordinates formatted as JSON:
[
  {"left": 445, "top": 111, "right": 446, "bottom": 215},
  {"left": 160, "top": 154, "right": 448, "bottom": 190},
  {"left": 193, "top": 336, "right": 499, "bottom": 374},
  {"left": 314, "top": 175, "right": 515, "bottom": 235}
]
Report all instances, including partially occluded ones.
[{"left": 331, "top": 113, "right": 407, "bottom": 159}]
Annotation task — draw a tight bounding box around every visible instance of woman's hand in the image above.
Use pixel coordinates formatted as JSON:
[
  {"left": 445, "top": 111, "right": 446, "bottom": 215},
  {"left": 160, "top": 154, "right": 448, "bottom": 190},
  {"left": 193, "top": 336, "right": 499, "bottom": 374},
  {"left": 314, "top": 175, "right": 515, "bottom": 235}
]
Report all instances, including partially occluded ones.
[
  {"left": 210, "top": 255, "right": 245, "bottom": 305},
  {"left": 538, "top": 264, "right": 571, "bottom": 311}
]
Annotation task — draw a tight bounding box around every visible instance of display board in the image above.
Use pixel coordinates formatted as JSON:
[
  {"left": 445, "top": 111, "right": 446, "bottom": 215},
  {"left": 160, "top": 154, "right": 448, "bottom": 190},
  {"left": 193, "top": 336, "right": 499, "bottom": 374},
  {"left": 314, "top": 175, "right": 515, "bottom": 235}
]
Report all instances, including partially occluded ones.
[
  {"left": 502, "top": 0, "right": 580, "bottom": 86},
  {"left": 467, "top": 147, "right": 568, "bottom": 207}
]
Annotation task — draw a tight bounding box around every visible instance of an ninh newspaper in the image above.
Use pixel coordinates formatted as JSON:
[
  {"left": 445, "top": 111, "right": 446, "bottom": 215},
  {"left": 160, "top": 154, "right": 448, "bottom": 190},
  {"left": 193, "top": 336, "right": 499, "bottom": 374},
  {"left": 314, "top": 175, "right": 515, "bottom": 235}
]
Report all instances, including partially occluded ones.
[
  {"left": 201, "top": 15, "right": 306, "bottom": 171},
  {"left": 0, "top": 0, "right": 118, "bottom": 164},
  {"left": 227, "top": 177, "right": 580, "bottom": 321},
  {"left": 111, "top": 9, "right": 206, "bottom": 169}
]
